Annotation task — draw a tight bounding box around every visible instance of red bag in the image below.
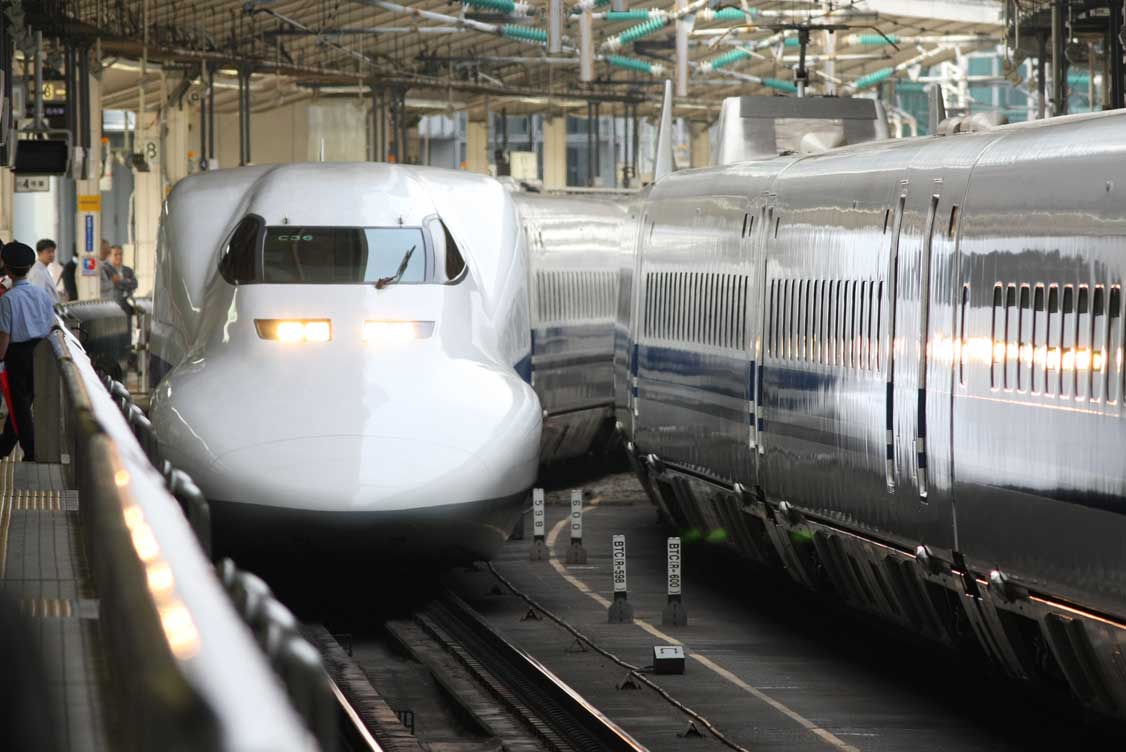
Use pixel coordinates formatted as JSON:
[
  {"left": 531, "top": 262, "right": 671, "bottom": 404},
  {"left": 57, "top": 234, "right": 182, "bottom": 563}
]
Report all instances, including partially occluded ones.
[{"left": 0, "top": 364, "right": 18, "bottom": 436}]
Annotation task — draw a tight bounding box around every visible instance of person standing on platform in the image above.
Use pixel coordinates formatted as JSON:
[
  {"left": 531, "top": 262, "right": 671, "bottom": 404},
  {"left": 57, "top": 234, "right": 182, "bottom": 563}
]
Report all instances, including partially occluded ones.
[
  {"left": 99, "top": 238, "right": 120, "bottom": 298},
  {"left": 0, "top": 242, "right": 56, "bottom": 461},
  {"left": 109, "top": 245, "right": 137, "bottom": 305},
  {"left": 28, "top": 239, "right": 59, "bottom": 304}
]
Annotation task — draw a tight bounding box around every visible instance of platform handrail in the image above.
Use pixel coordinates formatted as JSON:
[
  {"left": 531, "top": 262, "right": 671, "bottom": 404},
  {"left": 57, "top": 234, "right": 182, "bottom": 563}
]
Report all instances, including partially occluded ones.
[{"left": 36, "top": 324, "right": 317, "bottom": 752}]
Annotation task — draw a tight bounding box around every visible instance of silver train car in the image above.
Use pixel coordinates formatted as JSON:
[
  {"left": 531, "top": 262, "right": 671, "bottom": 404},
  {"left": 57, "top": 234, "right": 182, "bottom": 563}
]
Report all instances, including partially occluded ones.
[
  {"left": 147, "top": 163, "right": 541, "bottom": 562},
  {"left": 516, "top": 194, "right": 630, "bottom": 463},
  {"left": 607, "top": 109, "right": 1126, "bottom": 718}
]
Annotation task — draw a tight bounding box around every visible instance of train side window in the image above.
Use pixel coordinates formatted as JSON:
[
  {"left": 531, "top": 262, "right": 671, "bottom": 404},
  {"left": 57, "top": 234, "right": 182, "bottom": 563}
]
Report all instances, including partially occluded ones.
[
  {"left": 768, "top": 280, "right": 777, "bottom": 357},
  {"left": 1018, "top": 285, "right": 1031, "bottom": 392},
  {"left": 1004, "top": 284, "right": 1017, "bottom": 390},
  {"left": 1092, "top": 285, "right": 1106, "bottom": 402},
  {"left": 1046, "top": 285, "right": 1060, "bottom": 394},
  {"left": 844, "top": 281, "right": 854, "bottom": 368},
  {"left": 739, "top": 277, "right": 747, "bottom": 351},
  {"left": 947, "top": 205, "right": 960, "bottom": 240},
  {"left": 1109, "top": 286, "right": 1122, "bottom": 404},
  {"left": 806, "top": 280, "right": 814, "bottom": 361},
  {"left": 218, "top": 215, "right": 263, "bottom": 284},
  {"left": 859, "top": 280, "right": 869, "bottom": 369},
  {"left": 876, "top": 281, "right": 884, "bottom": 372},
  {"left": 837, "top": 281, "right": 845, "bottom": 366},
  {"left": 959, "top": 284, "right": 969, "bottom": 385},
  {"left": 991, "top": 284, "right": 1004, "bottom": 389},
  {"left": 1032, "top": 285, "right": 1046, "bottom": 394},
  {"left": 815, "top": 281, "right": 824, "bottom": 364},
  {"left": 797, "top": 280, "right": 806, "bottom": 360},
  {"left": 1076, "top": 285, "right": 1091, "bottom": 400},
  {"left": 1061, "top": 285, "right": 1075, "bottom": 397}
]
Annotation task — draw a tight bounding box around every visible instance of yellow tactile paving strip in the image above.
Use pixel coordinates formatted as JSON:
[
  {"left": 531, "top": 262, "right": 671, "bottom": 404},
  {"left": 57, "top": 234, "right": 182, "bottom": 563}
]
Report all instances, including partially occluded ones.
[
  {"left": 0, "top": 452, "right": 19, "bottom": 579},
  {"left": 18, "top": 596, "right": 76, "bottom": 618}
]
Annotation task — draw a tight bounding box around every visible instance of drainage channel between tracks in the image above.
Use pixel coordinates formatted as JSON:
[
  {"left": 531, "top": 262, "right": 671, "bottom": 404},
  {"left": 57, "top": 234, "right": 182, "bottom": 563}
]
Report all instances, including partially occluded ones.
[{"left": 311, "top": 591, "right": 648, "bottom": 752}]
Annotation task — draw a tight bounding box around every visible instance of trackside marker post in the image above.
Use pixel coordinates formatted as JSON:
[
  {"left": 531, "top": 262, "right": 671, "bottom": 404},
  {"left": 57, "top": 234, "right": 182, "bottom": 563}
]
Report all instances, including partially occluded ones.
[
  {"left": 608, "top": 534, "right": 634, "bottom": 623},
  {"left": 566, "top": 489, "right": 588, "bottom": 564},
  {"left": 529, "top": 488, "right": 548, "bottom": 561},
  {"left": 662, "top": 536, "right": 688, "bottom": 626}
]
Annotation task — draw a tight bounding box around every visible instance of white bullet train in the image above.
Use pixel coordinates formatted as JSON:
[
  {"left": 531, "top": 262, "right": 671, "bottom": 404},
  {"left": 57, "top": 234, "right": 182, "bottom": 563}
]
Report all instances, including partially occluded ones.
[{"left": 147, "top": 163, "right": 541, "bottom": 561}]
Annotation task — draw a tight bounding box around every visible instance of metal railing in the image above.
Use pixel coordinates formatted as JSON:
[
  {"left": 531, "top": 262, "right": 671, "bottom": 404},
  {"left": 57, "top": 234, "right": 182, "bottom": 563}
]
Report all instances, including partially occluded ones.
[{"left": 32, "top": 324, "right": 319, "bottom": 751}]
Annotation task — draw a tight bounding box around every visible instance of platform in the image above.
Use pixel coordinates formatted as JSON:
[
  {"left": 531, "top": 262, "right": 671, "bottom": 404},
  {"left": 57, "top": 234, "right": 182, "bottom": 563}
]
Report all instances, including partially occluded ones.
[
  {"left": 449, "top": 471, "right": 1117, "bottom": 752},
  {"left": 0, "top": 456, "right": 110, "bottom": 752}
]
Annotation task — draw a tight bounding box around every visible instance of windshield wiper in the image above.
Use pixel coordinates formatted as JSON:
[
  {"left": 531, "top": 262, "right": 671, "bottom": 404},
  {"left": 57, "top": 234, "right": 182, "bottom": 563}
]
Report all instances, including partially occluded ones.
[{"left": 374, "top": 245, "right": 416, "bottom": 290}]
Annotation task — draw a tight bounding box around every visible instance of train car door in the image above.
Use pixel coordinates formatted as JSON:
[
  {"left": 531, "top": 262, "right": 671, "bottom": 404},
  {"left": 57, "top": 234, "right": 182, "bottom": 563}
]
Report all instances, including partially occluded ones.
[
  {"left": 745, "top": 193, "right": 773, "bottom": 487},
  {"left": 887, "top": 178, "right": 943, "bottom": 500}
]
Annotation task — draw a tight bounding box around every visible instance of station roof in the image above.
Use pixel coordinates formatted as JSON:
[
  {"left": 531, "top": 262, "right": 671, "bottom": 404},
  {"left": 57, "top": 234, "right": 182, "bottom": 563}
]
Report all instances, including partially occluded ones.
[{"left": 54, "top": 0, "right": 1004, "bottom": 118}]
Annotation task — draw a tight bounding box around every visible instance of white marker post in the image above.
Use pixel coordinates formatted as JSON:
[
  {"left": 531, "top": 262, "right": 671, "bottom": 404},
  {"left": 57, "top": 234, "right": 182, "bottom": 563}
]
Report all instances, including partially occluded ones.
[
  {"left": 529, "top": 488, "right": 548, "bottom": 561},
  {"left": 662, "top": 536, "right": 688, "bottom": 626},
  {"left": 608, "top": 534, "right": 634, "bottom": 623},
  {"left": 565, "top": 489, "right": 588, "bottom": 564}
]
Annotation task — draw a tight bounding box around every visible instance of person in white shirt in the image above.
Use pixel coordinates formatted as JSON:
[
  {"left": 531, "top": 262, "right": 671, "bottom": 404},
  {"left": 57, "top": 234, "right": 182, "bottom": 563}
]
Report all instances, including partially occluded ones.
[{"left": 28, "top": 239, "right": 59, "bottom": 304}]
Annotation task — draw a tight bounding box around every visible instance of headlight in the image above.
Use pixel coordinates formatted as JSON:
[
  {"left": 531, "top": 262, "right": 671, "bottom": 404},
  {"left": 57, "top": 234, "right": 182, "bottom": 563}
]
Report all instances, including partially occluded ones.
[
  {"left": 361, "top": 320, "right": 435, "bottom": 345},
  {"left": 255, "top": 319, "right": 332, "bottom": 342}
]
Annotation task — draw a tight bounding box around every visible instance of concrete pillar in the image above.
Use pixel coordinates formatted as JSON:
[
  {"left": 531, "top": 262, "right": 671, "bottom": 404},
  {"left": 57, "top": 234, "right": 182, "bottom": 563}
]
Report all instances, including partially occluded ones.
[
  {"left": 465, "top": 118, "right": 489, "bottom": 175},
  {"left": 132, "top": 110, "right": 163, "bottom": 297},
  {"left": 164, "top": 105, "right": 192, "bottom": 184},
  {"left": 0, "top": 168, "right": 13, "bottom": 243},
  {"left": 542, "top": 115, "right": 567, "bottom": 190},
  {"left": 76, "top": 71, "right": 102, "bottom": 300},
  {"left": 690, "top": 122, "right": 710, "bottom": 168}
]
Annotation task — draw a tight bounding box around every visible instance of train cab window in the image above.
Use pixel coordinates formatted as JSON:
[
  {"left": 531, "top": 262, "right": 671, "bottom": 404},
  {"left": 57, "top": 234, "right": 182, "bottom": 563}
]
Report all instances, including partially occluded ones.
[
  {"left": 1018, "top": 285, "right": 1031, "bottom": 392},
  {"left": 991, "top": 285, "right": 1004, "bottom": 389},
  {"left": 218, "top": 215, "right": 263, "bottom": 284},
  {"left": 1109, "top": 287, "right": 1122, "bottom": 404},
  {"left": 261, "top": 226, "right": 428, "bottom": 284},
  {"left": 1032, "top": 285, "right": 1046, "bottom": 393},
  {"left": 427, "top": 217, "right": 466, "bottom": 281}
]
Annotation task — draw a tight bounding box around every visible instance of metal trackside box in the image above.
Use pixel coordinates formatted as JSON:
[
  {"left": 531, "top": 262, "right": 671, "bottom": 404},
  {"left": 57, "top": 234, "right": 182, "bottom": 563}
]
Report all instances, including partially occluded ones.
[{"left": 653, "top": 645, "right": 685, "bottom": 675}]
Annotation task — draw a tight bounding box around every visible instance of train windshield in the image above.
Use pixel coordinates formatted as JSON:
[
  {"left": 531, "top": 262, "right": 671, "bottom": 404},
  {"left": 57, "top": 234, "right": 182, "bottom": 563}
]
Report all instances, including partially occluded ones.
[{"left": 261, "top": 227, "right": 428, "bottom": 284}]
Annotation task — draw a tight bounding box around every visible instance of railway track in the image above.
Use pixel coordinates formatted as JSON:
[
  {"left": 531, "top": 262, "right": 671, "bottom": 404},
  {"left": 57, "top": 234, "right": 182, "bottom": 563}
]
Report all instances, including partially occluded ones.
[{"left": 313, "top": 591, "right": 647, "bottom": 752}]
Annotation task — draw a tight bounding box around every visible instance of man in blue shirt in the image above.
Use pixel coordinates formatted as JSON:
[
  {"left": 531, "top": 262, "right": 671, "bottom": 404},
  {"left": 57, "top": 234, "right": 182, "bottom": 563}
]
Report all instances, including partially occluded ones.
[{"left": 0, "top": 242, "right": 56, "bottom": 461}]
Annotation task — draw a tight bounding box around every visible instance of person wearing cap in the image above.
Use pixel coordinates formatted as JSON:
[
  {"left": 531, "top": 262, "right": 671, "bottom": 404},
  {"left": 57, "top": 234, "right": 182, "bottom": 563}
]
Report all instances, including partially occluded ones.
[
  {"left": 28, "top": 239, "right": 59, "bottom": 304},
  {"left": 0, "top": 241, "right": 56, "bottom": 461}
]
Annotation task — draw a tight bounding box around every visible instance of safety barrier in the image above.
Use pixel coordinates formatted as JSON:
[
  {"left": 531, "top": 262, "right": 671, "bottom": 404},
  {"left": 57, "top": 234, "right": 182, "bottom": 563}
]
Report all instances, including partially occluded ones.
[
  {"left": 32, "top": 325, "right": 318, "bottom": 751},
  {"left": 77, "top": 327, "right": 342, "bottom": 751}
]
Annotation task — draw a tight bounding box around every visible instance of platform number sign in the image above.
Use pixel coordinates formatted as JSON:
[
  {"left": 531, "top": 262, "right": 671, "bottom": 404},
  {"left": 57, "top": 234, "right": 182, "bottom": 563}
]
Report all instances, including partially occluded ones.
[
  {"left": 570, "top": 490, "right": 583, "bottom": 541},
  {"left": 532, "top": 488, "right": 545, "bottom": 538},
  {"left": 667, "top": 537, "right": 682, "bottom": 596},
  {"left": 612, "top": 535, "right": 628, "bottom": 593}
]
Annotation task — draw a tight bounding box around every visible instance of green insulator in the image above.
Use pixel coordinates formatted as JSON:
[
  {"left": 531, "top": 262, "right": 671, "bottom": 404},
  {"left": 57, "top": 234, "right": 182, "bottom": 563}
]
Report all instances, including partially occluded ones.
[
  {"left": 852, "top": 67, "right": 895, "bottom": 90},
  {"left": 783, "top": 37, "right": 800, "bottom": 47},
  {"left": 607, "top": 55, "right": 655, "bottom": 73},
  {"left": 502, "top": 24, "right": 548, "bottom": 42},
  {"left": 1067, "top": 72, "right": 1090, "bottom": 86},
  {"left": 714, "top": 7, "right": 756, "bottom": 20},
  {"left": 594, "top": 0, "right": 611, "bottom": 6},
  {"left": 464, "top": 0, "right": 515, "bottom": 13},
  {"left": 617, "top": 16, "right": 668, "bottom": 44},
  {"left": 708, "top": 48, "right": 751, "bottom": 70},
  {"left": 606, "top": 10, "right": 652, "bottom": 21},
  {"left": 856, "top": 33, "right": 898, "bottom": 45},
  {"left": 762, "top": 77, "right": 798, "bottom": 93}
]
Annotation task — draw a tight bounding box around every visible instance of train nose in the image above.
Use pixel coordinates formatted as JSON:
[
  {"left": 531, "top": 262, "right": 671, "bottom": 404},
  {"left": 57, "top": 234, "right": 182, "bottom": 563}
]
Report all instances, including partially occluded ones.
[{"left": 208, "top": 434, "right": 507, "bottom": 513}]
